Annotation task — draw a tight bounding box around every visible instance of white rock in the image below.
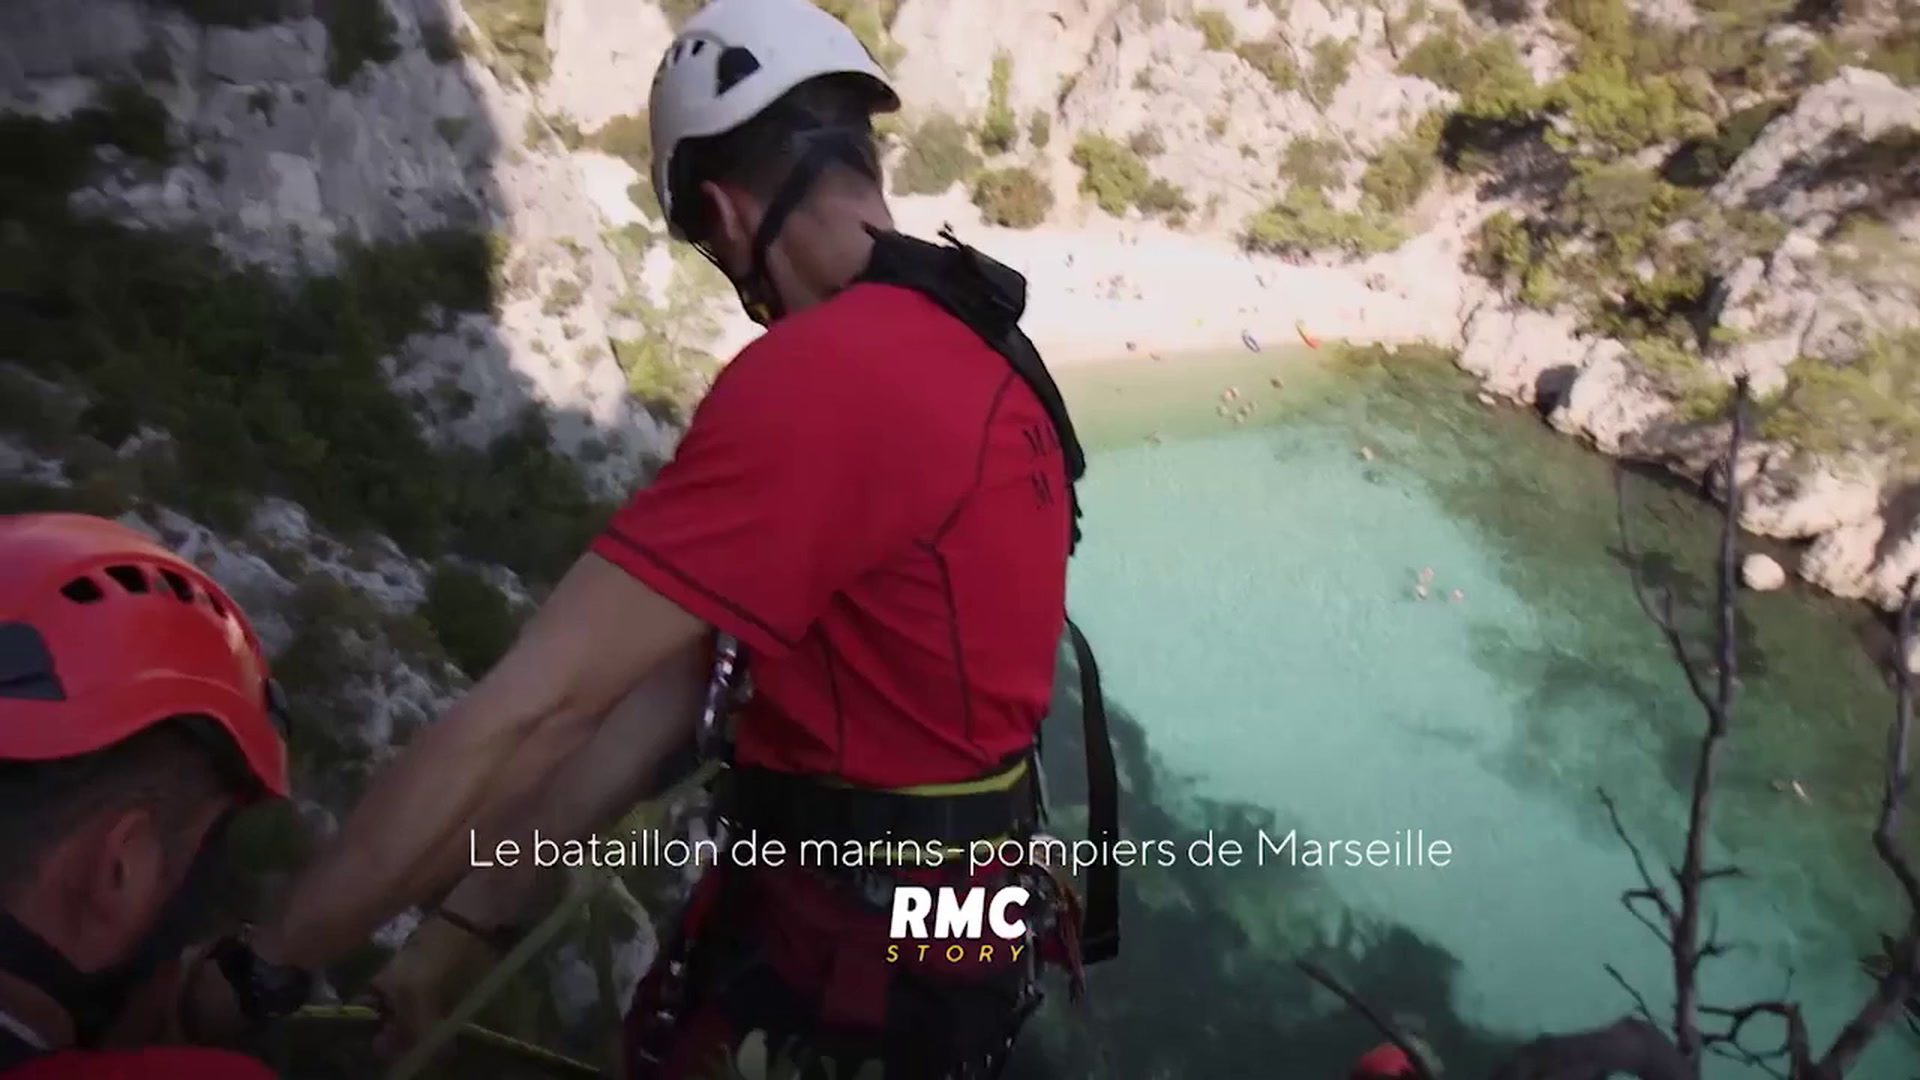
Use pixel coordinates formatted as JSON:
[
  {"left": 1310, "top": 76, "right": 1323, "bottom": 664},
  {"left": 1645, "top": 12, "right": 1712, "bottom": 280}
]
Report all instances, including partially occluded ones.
[{"left": 1742, "top": 553, "right": 1787, "bottom": 591}]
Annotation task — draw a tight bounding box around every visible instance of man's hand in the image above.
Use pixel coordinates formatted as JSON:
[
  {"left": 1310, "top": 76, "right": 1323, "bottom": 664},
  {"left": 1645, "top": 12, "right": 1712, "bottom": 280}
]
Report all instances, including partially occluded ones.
[
  {"left": 169, "top": 942, "right": 246, "bottom": 1046},
  {"left": 367, "top": 915, "right": 498, "bottom": 1060}
]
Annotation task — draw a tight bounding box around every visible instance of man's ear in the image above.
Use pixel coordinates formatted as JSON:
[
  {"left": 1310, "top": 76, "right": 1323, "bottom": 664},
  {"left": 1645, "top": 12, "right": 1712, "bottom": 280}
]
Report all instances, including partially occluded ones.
[
  {"left": 68, "top": 806, "right": 170, "bottom": 970},
  {"left": 700, "top": 178, "right": 756, "bottom": 270}
]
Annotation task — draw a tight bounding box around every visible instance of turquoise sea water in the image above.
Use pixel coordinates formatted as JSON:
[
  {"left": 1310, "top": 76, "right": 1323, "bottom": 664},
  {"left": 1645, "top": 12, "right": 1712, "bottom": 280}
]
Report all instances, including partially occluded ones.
[{"left": 1009, "top": 347, "right": 1917, "bottom": 1079}]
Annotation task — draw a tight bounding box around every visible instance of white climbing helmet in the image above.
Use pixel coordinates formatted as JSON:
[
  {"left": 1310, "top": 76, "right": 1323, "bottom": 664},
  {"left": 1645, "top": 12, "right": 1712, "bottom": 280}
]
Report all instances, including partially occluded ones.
[{"left": 648, "top": 0, "right": 900, "bottom": 240}]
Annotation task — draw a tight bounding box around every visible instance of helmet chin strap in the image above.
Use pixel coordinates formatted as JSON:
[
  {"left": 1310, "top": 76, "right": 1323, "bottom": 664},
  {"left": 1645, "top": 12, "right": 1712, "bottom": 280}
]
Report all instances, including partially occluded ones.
[
  {"left": 0, "top": 812, "right": 232, "bottom": 1047},
  {"left": 703, "top": 126, "right": 879, "bottom": 328}
]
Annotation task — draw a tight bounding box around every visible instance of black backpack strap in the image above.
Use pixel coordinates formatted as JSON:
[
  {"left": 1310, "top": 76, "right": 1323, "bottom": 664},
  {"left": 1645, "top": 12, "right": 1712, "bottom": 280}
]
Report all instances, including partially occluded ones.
[{"left": 1065, "top": 617, "right": 1119, "bottom": 964}]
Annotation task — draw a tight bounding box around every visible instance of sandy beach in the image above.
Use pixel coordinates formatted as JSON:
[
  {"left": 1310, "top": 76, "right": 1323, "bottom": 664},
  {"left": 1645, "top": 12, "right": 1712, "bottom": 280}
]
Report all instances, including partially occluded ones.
[{"left": 656, "top": 181, "right": 1487, "bottom": 368}]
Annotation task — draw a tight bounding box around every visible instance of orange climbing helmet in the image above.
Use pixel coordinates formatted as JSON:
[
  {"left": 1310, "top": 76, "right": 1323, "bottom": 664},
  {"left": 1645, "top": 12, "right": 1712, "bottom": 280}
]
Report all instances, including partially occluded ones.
[{"left": 0, "top": 513, "right": 289, "bottom": 798}]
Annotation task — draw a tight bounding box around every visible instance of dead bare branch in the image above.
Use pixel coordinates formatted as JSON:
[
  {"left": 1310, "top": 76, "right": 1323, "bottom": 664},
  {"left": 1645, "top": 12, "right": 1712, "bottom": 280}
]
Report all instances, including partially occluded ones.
[
  {"left": 1605, "top": 963, "right": 1658, "bottom": 1024},
  {"left": 1660, "top": 376, "right": 1752, "bottom": 1063},
  {"left": 1613, "top": 470, "right": 1718, "bottom": 714},
  {"left": 1813, "top": 575, "right": 1920, "bottom": 1076},
  {"left": 1599, "top": 788, "right": 1679, "bottom": 942},
  {"left": 1294, "top": 959, "right": 1439, "bottom": 1080},
  {"left": 1300, "top": 379, "right": 1919, "bottom": 1080},
  {"left": 1700, "top": 1000, "right": 1813, "bottom": 1078},
  {"left": 1490, "top": 1017, "right": 1694, "bottom": 1080}
]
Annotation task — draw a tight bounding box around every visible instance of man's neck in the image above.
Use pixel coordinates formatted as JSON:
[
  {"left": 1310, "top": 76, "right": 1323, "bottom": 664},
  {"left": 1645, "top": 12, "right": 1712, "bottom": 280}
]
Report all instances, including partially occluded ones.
[{"left": 781, "top": 195, "right": 891, "bottom": 313}]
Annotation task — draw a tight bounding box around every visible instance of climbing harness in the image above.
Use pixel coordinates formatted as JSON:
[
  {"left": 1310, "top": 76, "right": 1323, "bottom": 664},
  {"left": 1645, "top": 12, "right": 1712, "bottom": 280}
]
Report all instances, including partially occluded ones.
[{"left": 631, "top": 227, "right": 1122, "bottom": 1078}]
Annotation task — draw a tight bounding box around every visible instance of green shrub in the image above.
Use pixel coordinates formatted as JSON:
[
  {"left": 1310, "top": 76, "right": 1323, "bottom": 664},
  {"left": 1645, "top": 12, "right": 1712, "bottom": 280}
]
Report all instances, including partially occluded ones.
[
  {"left": 321, "top": 0, "right": 400, "bottom": 85},
  {"left": 591, "top": 111, "right": 652, "bottom": 173},
  {"left": 606, "top": 222, "right": 658, "bottom": 272},
  {"left": 980, "top": 52, "right": 1018, "bottom": 153},
  {"left": 1560, "top": 160, "right": 1695, "bottom": 260},
  {"left": 1241, "top": 186, "right": 1405, "bottom": 257},
  {"left": 1193, "top": 8, "right": 1237, "bottom": 50},
  {"left": 1662, "top": 98, "right": 1789, "bottom": 187},
  {"left": 420, "top": 19, "right": 462, "bottom": 62},
  {"left": 626, "top": 179, "right": 662, "bottom": 219},
  {"left": 543, "top": 276, "right": 584, "bottom": 316},
  {"left": 812, "top": 0, "right": 904, "bottom": 70},
  {"left": 1028, "top": 111, "right": 1052, "bottom": 149},
  {"left": 1308, "top": 37, "right": 1358, "bottom": 101},
  {"left": 1548, "top": 60, "right": 1699, "bottom": 153},
  {"left": 466, "top": 0, "right": 551, "bottom": 85},
  {"left": 1138, "top": 176, "right": 1192, "bottom": 217},
  {"left": 659, "top": 0, "right": 705, "bottom": 28},
  {"left": 1236, "top": 38, "right": 1300, "bottom": 92},
  {"left": 1069, "top": 133, "right": 1151, "bottom": 216},
  {"left": 613, "top": 333, "right": 720, "bottom": 425},
  {"left": 972, "top": 166, "right": 1055, "bottom": 228},
  {"left": 1763, "top": 329, "right": 1920, "bottom": 468},
  {"left": 440, "top": 407, "right": 617, "bottom": 582},
  {"left": 78, "top": 83, "right": 174, "bottom": 164},
  {"left": 1128, "top": 126, "right": 1165, "bottom": 158},
  {"left": 1867, "top": 22, "right": 1920, "bottom": 85},
  {"left": 421, "top": 563, "right": 523, "bottom": 677},
  {"left": 1399, "top": 29, "right": 1540, "bottom": 118},
  {"left": 894, "top": 113, "right": 980, "bottom": 195},
  {"left": 1279, "top": 134, "right": 1349, "bottom": 192},
  {"left": 1359, "top": 118, "right": 1443, "bottom": 213},
  {"left": 0, "top": 110, "right": 609, "bottom": 585},
  {"left": 1551, "top": 0, "right": 1633, "bottom": 57},
  {"left": 611, "top": 247, "right": 727, "bottom": 426}
]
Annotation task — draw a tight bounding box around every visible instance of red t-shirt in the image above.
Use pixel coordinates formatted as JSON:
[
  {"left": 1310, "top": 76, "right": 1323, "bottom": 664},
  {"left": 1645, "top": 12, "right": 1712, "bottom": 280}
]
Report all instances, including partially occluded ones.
[
  {"left": 591, "top": 282, "right": 1072, "bottom": 788},
  {"left": 3, "top": 1046, "right": 275, "bottom": 1078}
]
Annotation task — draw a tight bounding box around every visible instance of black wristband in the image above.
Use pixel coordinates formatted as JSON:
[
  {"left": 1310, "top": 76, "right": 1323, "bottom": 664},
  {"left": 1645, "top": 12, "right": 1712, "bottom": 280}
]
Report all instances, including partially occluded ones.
[
  {"left": 211, "top": 932, "right": 314, "bottom": 1029},
  {"left": 428, "top": 905, "right": 525, "bottom": 953}
]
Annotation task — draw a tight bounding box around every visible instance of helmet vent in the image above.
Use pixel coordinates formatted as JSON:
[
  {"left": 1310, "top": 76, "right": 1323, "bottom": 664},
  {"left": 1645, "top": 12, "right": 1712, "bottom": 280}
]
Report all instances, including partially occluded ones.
[
  {"left": 158, "top": 568, "right": 194, "bottom": 603},
  {"left": 0, "top": 621, "right": 65, "bottom": 701},
  {"left": 715, "top": 45, "right": 760, "bottom": 94},
  {"left": 59, "top": 576, "right": 104, "bottom": 604},
  {"left": 105, "top": 565, "right": 149, "bottom": 594}
]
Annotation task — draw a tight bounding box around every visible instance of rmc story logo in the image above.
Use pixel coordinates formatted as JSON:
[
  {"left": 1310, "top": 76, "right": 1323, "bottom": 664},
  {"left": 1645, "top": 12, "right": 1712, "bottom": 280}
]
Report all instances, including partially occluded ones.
[{"left": 884, "top": 885, "right": 1031, "bottom": 963}]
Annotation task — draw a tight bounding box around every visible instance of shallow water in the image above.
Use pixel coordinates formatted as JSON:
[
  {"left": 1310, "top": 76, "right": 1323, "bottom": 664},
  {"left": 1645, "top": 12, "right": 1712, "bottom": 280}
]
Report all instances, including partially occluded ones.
[{"left": 1010, "top": 346, "right": 1916, "bottom": 1079}]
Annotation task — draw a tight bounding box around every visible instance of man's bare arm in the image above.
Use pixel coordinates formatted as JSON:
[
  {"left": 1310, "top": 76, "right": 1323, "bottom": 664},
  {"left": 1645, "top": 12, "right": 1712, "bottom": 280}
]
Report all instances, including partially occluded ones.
[
  {"left": 254, "top": 553, "right": 710, "bottom": 971},
  {"left": 437, "top": 639, "right": 709, "bottom": 931}
]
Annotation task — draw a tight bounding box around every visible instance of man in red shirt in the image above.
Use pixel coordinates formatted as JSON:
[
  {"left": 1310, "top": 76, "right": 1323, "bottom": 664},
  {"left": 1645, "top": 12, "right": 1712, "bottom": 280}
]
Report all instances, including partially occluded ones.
[
  {"left": 0, "top": 513, "right": 298, "bottom": 1078},
  {"left": 223, "top": 0, "right": 1114, "bottom": 1075}
]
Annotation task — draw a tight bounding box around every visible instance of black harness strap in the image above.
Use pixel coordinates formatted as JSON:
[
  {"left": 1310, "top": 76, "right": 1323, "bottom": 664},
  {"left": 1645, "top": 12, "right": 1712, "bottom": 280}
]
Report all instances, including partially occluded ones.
[
  {"left": 1065, "top": 617, "right": 1118, "bottom": 965},
  {"left": 852, "top": 228, "right": 1119, "bottom": 965},
  {"left": 0, "top": 1023, "right": 41, "bottom": 1072}
]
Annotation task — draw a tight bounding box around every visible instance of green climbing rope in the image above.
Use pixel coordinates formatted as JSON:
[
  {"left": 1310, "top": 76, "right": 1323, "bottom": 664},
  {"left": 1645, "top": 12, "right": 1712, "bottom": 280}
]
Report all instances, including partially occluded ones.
[
  {"left": 291, "top": 1004, "right": 601, "bottom": 1077},
  {"left": 309, "top": 758, "right": 725, "bottom": 1079}
]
